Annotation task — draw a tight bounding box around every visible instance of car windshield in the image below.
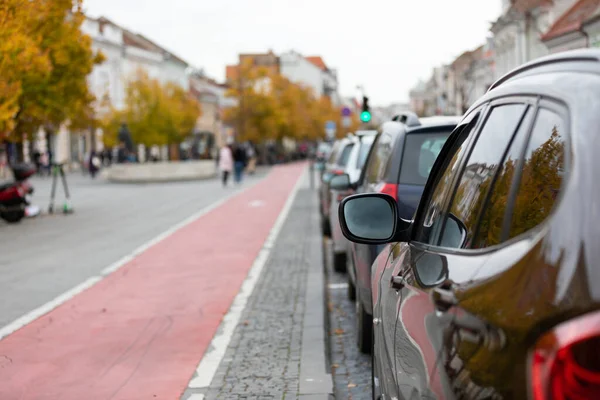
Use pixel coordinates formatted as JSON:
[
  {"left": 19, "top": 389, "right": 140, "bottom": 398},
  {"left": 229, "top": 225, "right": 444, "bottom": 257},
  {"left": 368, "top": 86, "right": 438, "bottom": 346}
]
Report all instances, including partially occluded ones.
[
  {"left": 357, "top": 136, "right": 375, "bottom": 170},
  {"left": 399, "top": 130, "right": 452, "bottom": 185}
]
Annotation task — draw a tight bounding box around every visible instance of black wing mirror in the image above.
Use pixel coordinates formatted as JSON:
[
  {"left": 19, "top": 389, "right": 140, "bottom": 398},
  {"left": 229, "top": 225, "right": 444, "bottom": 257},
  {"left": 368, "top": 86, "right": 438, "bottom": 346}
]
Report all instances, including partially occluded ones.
[
  {"left": 338, "top": 193, "right": 412, "bottom": 244},
  {"left": 438, "top": 212, "right": 468, "bottom": 249},
  {"left": 329, "top": 173, "right": 351, "bottom": 190}
]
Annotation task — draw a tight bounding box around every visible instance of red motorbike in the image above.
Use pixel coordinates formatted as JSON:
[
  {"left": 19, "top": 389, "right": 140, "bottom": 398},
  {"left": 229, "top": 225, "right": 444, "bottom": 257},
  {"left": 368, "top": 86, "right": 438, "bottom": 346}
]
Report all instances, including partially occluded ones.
[{"left": 0, "top": 163, "right": 36, "bottom": 223}]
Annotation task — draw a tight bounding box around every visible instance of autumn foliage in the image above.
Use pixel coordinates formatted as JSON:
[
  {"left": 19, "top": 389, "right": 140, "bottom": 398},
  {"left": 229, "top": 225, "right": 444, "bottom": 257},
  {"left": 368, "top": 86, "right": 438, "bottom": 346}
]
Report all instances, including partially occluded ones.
[
  {"left": 101, "top": 70, "right": 200, "bottom": 147},
  {"left": 224, "top": 59, "right": 357, "bottom": 142},
  {"left": 0, "top": 0, "right": 104, "bottom": 140}
]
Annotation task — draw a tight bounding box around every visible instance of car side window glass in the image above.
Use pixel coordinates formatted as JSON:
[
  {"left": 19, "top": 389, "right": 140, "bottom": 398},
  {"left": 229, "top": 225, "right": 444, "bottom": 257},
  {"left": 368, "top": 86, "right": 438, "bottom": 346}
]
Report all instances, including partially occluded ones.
[
  {"left": 506, "top": 108, "right": 565, "bottom": 240},
  {"left": 439, "top": 104, "right": 527, "bottom": 249},
  {"left": 364, "top": 133, "right": 392, "bottom": 185},
  {"left": 470, "top": 109, "right": 533, "bottom": 248},
  {"left": 414, "top": 113, "right": 479, "bottom": 245}
]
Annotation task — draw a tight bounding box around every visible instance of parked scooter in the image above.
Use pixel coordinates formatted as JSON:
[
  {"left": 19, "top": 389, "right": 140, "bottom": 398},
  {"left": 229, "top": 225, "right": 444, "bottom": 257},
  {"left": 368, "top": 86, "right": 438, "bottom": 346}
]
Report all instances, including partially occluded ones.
[{"left": 0, "top": 163, "right": 36, "bottom": 223}]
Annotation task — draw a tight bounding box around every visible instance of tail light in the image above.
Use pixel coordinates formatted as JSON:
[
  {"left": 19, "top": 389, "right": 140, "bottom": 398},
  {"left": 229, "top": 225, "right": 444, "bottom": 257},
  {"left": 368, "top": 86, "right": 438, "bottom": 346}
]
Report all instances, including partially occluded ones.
[
  {"left": 377, "top": 182, "right": 398, "bottom": 202},
  {"left": 530, "top": 310, "right": 600, "bottom": 400},
  {"left": 331, "top": 169, "right": 344, "bottom": 175}
]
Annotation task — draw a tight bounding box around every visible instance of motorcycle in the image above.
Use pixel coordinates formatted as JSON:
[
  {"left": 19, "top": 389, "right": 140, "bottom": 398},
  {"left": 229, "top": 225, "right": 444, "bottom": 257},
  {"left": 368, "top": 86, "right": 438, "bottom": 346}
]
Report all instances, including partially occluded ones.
[{"left": 0, "top": 163, "right": 36, "bottom": 223}]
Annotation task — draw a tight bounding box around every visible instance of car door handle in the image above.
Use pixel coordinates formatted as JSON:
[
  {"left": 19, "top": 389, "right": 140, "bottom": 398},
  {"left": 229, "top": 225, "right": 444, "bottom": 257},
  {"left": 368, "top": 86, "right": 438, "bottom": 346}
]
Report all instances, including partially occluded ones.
[
  {"left": 431, "top": 287, "right": 457, "bottom": 312},
  {"left": 391, "top": 275, "right": 406, "bottom": 289}
]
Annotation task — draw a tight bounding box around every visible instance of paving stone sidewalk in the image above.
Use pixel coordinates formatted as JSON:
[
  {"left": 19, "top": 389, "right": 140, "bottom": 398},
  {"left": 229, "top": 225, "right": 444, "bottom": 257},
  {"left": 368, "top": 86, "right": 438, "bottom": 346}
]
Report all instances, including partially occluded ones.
[{"left": 182, "top": 185, "right": 333, "bottom": 400}]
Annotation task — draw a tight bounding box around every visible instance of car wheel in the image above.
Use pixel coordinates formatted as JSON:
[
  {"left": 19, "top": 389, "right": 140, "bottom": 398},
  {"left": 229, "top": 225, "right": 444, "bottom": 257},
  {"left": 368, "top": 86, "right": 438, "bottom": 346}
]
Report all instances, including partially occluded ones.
[
  {"left": 322, "top": 216, "right": 331, "bottom": 237},
  {"left": 333, "top": 251, "right": 346, "bottom": 272},
  {"left": 347, "top": 274, "right": 356, "bottom": 301},
  {"left": 356, "top": 294, "right": 372, "bottom": 354}
]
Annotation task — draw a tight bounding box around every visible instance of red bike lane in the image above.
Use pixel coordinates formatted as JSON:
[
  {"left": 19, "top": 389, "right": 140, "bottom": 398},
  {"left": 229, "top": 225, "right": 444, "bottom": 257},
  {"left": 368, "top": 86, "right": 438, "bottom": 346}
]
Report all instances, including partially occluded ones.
[{"left": 0, "top": 163, "right": 306, "bottom": 400}]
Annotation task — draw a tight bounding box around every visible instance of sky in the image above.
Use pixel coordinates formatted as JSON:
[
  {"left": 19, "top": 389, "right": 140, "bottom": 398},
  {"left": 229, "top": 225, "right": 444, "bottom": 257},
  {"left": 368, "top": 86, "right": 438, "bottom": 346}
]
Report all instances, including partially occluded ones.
[{"left": 83, "top": 0, "right": 501, "bottom": 106}]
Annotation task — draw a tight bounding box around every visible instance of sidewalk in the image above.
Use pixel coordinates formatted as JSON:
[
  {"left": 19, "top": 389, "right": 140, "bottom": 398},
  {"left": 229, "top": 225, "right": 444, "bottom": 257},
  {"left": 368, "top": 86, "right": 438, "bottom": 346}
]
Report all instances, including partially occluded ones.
[{"left": 182, "top": 169, "right": 333, "bottom": 400}]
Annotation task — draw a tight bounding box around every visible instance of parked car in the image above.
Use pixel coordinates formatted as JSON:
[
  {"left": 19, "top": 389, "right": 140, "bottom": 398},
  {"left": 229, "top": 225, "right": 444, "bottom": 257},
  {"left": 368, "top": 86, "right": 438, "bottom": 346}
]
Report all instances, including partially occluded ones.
[
  {"left": 313, "top": 141, "right": 333, "bottom": 172},
  {"left": 319, "top": 137, "right": 355, "bottom": 236},
  {"left": 330, "top": 113, "right": 460, "bottom": 352},
  {"left": 328, "top": 130, "right": 377, "bottom": 271},
  {"left": 338, "top": 49, "right": 600, "bottom": 399}
]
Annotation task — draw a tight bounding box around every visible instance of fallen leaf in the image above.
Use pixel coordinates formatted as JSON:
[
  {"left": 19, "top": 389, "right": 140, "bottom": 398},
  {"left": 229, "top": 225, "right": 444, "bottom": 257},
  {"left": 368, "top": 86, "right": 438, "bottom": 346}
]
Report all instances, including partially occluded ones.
[
  {"left": 334, "top": 328, "right": 344, "bottom": 335},
  {"left": 243, "top": 320, "right": 249, "bottom": 326},
  {"left": 348, "top": 383, "right": 357, "bottom": 388},
  {"left": 331, "top": 363, "right": 339, "bottom": 368}
]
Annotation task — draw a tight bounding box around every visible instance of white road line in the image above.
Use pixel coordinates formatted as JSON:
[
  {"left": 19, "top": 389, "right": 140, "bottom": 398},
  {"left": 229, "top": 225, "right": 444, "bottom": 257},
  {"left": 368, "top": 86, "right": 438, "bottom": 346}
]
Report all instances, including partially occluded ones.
[
  {"left": 0, "top": 177, "right": 267, "bottom": 342},
  {"left": 187, "top": 166, "right": 307, "bottom": 389},
  {"left": 328, "top": 283, "right": 349, "bottom": 290},
  {"left": 187, "top": 395, "right": 205, "bottom": 400}
]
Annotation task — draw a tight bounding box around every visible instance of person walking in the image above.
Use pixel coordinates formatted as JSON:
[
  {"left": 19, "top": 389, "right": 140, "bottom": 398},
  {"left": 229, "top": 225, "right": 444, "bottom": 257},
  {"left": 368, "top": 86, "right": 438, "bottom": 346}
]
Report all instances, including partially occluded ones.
[
  {"left": 88, "top": 150, "right": 100, "bottom": 179},
  {"left": 218, "top": 144, "right": 233, "bottom": 187},
  {"left": 246, "top": 142, "right": 257, "bottom": 175},
  {"left": 232, "top": 143, "right": 247, "bottom": 184}
]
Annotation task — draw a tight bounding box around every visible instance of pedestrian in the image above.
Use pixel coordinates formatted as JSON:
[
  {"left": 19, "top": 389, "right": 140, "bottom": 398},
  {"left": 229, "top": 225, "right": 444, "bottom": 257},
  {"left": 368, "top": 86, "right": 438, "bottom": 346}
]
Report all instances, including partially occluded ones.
[
  {"left": 218, "top": 144, "right": 233, "bottom": 187},
  {"left": 89, "top": 150, "right": 100, "bottom": 178},
  {"left": 246, "top": 142, "right": 256, "bottom": 175},
  {"left": 232, "top": 143, "right": 247, "bottom": 184},
  {"left": 33, "top": 150, "right": 42, "bottom": 175}
]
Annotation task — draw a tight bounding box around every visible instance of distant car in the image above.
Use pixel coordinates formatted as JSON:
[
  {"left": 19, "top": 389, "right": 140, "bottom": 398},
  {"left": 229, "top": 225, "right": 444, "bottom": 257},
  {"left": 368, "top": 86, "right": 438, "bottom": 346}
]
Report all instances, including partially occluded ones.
[
  {"left": 318, "top": 138, "right": 355, "bottom": 236},
  {"left": 330, "top": 112, "right": 460, "bottom": 352},
  {"left": 327, "top": 131, "right": 377, "bottom": 271},
  {"left": 338, "top": 49, "right": 600, "bottom": 399}
]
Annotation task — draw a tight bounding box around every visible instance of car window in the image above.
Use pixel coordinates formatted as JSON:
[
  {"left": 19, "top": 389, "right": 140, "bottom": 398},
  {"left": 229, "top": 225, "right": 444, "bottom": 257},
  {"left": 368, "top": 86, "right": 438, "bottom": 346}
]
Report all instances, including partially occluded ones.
[
  {"left": 439, "top": 104, "right": 527, "bottom": 249},
  {"left": 338, "top": 143, "right": 355, "bottom": 167},
  {"left": 327, "top": 141, "right": 341, "bottom": 164},
  {"left": 505, "top": 108, "right": 566, "bottom": 240},
  {"left": 364, "top": 133, "right": 393, "bottom": 186},
  {"left": 414, "top": 112, "right": 480, "bottom": 245},
  {"left": 470, "top": 109, "right": 534, "bottom": 248},
  {"left": 356, "top": 136, "right": 375, "bottom": 170},
  {"left": 399, "top": 131, "right": 452, "bottom": 186}
]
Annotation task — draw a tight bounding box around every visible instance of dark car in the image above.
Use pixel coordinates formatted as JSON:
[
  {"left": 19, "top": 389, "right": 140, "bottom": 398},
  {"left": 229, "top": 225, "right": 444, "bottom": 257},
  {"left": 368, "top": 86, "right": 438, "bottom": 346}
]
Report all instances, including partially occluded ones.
[
  {"left": 339, "top": 49, "right": 600, "bottom": 399},
  {"left": 330, "top": 113, "right": 460, "bottom": 352}
]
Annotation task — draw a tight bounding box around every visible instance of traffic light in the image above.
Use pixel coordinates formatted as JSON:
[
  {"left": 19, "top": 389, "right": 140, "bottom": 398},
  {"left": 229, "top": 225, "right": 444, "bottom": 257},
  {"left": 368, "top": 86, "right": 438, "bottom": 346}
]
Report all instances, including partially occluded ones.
[{"left": 360, "top": 96, "right": 371, "bottom": 123}]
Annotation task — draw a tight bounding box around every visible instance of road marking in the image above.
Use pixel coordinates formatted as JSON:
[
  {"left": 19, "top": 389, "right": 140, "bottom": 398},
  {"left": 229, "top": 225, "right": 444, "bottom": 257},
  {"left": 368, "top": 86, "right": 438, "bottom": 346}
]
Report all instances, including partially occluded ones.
[
  {"left": 187, "top": 166, "right": 307, "bottom": 389},
  {"left": 328, "top": 283, "right": 349, "bottom": 290},
  {"left": 187, "top": 395, "right": 205, "bottom": 400},
  {"left": 248, "top": 200, "right": 265, "bottom": 207},
  {"left": 0, "top": 177, "right": 267, "bottom": 342}
]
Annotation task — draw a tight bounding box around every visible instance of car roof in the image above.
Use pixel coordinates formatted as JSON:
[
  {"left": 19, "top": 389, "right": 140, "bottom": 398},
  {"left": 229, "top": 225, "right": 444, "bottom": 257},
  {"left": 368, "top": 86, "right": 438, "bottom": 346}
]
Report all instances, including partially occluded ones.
[
  {"left": 416, "top": 116, "right": 462, "bottom": 127},
  {"left": 488, "top": 48, "right": 600, "bottom": 92}
]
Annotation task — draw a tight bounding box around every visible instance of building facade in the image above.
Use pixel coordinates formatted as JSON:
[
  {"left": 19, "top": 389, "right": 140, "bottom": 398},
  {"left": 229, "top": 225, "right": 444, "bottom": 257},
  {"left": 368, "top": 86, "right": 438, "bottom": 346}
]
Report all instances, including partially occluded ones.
[{"left": 42, "top": 16, "right": 192, "bottom": 166}]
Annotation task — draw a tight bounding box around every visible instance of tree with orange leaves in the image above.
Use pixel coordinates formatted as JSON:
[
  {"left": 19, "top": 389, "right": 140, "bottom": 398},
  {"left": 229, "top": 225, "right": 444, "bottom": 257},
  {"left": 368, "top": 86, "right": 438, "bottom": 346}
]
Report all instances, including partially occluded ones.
[{"left": 0, "top": 0, "right": 104, "bottom": 140}]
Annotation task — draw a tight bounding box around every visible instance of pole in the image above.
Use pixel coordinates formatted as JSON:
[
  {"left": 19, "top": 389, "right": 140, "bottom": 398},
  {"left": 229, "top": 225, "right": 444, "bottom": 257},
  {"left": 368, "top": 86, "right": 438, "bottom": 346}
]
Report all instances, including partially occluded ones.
[{"left": 309, "top": 159, "right": 314, "bottom": 189}]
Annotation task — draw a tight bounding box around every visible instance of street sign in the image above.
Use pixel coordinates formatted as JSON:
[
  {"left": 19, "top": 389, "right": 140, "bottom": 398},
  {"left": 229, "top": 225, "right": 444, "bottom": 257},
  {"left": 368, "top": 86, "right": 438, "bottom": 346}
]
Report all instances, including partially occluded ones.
[
  {"left": 341, "top": 107, "right": 351, "bottom": 117},
  {"left": 325, "top": 120, "right": 336, "bottom": 140},
  {"left": 342, "top": 116, "right": 351, "bottom": 128}
]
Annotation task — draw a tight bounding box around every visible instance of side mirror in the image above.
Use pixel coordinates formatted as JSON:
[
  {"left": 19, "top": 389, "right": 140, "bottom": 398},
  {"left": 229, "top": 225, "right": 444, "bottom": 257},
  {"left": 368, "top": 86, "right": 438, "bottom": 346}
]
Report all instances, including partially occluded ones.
[
  {"left": 438, "top": 212, "right": 468, "bottom": 249},
  {"left": 413, "top": 253, "right": 449, "bottom": 288},
  {"left": 339, "top": 193, "right": 411, "bottom": 244},
  {"left": 329, "top": 173, "right": 351, "bottom": 190}
]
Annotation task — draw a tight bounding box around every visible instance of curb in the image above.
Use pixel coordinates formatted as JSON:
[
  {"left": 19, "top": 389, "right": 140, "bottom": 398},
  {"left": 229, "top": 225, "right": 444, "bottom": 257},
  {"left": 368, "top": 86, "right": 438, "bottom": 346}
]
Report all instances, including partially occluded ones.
[{"left": 299, "top": 179, "right": 334, "bottom": 400}]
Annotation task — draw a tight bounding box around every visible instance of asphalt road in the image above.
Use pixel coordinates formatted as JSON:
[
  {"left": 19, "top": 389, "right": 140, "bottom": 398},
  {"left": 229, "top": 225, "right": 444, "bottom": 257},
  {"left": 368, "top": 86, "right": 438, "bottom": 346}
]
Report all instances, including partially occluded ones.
[{"left": 0, "top": 168, "right": 269, "bottom": 329}]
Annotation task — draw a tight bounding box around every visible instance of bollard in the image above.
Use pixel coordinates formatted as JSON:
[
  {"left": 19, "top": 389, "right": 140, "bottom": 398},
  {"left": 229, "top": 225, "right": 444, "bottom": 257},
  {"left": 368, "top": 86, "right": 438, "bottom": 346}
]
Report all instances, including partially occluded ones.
[{"left": 309, "top": 161, "right": 314, "bottom": 189}]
